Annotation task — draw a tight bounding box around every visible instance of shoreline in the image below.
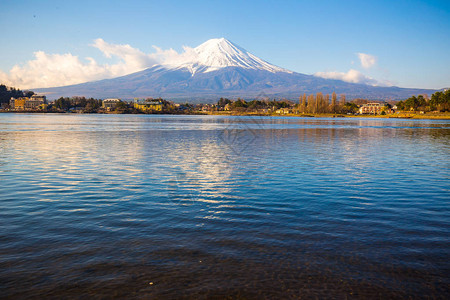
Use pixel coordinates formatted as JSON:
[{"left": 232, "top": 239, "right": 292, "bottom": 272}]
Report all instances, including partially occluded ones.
[
  {"left": 1, "top": 110, "right": 450, "bottom": 120},
  {"left": 207, "top": 111, "right": 450, "bottom": 120}
]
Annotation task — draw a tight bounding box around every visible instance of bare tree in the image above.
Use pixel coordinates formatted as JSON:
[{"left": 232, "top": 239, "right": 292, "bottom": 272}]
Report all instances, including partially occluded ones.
[
  {"left": 331, "top": 92, "right": 337, "bottom": 113},
  {"left": 307, "top": 94, "right": 315, "bottom": 113},
  {"left": 340, "top": 94, "right": 346, "bottom": 106},
  {"left": 299, "top": 93, "right": 307, "bottom": 113}
]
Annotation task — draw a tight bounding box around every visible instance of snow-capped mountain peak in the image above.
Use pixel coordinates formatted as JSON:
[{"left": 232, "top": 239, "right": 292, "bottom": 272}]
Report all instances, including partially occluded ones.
[{"left": 164, "top": 38, "right": 292, "bottom": 75}]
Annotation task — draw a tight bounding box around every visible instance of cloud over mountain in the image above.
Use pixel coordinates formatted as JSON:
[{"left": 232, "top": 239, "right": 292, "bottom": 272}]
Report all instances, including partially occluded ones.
[
  {"left": 314, "top": 52, "right": 390, "bottom": 86},
  {"left": 0, "top": 39, "right": 181, "bottom": 88},
  {"left": 314, "top": 69, "right": 390, "bottom": 86}
]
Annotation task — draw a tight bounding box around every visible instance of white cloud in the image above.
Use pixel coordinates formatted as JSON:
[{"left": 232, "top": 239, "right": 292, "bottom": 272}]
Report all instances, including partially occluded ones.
[
  {"left": 0, "top": 39, "right": 180, "bottom": 89},
  {"left": 314, "top": 69, "right": 392, "bottom": 86},
  {"left": 357, "top": 53, "right": 376, "bottom": 69},
  {"left": 0, "top": 51, "right": 105, "bottom": 88}
]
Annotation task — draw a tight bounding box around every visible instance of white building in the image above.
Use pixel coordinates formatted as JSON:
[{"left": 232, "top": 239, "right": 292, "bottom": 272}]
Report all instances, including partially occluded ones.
[
  {"left": 102, "top": 98, "right": 121, "bottom": 111},
  {"left": 359, "top": 103, "right": 384, "bottom": 114}
]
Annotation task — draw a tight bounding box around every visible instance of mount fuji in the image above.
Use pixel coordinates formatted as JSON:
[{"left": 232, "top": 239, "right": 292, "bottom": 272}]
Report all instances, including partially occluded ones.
[{"left": 36, "top": 38, "right": 436, "bottom": 101}]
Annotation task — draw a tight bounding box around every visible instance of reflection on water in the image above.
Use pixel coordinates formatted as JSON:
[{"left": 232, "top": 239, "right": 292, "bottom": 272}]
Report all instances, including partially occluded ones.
[{"left": 0, "top": 114, "right": 449, "bottom": 298}]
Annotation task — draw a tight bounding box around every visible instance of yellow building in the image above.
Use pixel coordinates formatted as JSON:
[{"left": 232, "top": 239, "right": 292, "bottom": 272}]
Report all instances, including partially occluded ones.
[
  {"left": 11, "top": 97, "right": 28, "bottom": 110},
  {"left": 134, "top": 99, "right": 163, "bottom": 112}
]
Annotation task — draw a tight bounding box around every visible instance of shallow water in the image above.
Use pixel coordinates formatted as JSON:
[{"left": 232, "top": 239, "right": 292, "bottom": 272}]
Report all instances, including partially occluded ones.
[{"left": 0, "top": 114, "right": 449, "bottom": 298}]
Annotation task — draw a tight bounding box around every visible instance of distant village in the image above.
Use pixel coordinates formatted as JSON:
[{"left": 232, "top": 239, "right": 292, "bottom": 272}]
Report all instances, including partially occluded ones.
[
  {"left": 2, "top": 94, "right": 395, "bottom": 115},
  {"left": 1, "top": 84, "right": 449, "bottom": 117}
]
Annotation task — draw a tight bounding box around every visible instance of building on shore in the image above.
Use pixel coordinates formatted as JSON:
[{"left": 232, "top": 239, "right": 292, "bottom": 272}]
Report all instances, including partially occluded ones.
[
  {"left": 134, "top": 99, "right": 163, "bottom": 112},
  {"left": 26, "top": 95, "right": 47, "bottom": 110},
  {"left": 10, "top": 95, "right": 47, "bottom": 111},
  {"left": 275, "top": 108, "right": 291, "bottom": 114},
  {"left": 201, "top": 104, "right": 214, "bottom": 112},
  {"left": 359, "top": 102, "right": 384, "bottom": 114},
  {"left": 10, "top": 97, "right": 26, "bottom": 110},
  {"left": 30, "top": 95, "right": 46, "bottom": 102},
  {"left": 102, "top": 98, "right": 122, "bottom": 111}
]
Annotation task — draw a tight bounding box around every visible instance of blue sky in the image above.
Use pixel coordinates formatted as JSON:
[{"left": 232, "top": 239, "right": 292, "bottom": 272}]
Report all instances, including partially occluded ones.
[{"left": 1, "top": 0, "right": 449, "bottom": 89}]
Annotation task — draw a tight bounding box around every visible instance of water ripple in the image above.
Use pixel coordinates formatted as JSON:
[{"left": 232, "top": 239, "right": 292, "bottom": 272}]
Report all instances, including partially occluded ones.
[{"left": 0, "top": 114, "right": 449, "bottom": 298}]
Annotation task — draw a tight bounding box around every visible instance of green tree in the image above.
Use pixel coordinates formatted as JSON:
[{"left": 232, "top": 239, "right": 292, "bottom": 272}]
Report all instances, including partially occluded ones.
[
  {"left": 396, "top": 100, "right": 405, "bottom": 110},
  {"left": 55, "top": 97, "right": 71, "bottom": 110},
  {"left": 217, "top": 97, "right": 232, "bottom": 109},
  {"left": 0, "top": 84, "right": 30, "bottom": 104},
  {"left": 430, "top": 90, "right": 450, "bottom": 111},
  {"left": 342, "top": 102, "right": 358, "bottom": 114},
  {"left": 115, "top": 101, "right": 128, "bottom": 112}
]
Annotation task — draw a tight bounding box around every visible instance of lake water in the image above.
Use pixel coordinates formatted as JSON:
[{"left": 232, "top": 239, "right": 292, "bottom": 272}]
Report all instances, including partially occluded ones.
[{"left": 0, "top": 114, "right": 449, "bottom": 298}]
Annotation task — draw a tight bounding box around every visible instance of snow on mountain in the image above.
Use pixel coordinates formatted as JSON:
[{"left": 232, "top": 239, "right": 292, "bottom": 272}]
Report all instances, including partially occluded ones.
[{"left": 164, "top": 38, "right": 292, "bottom": 75}]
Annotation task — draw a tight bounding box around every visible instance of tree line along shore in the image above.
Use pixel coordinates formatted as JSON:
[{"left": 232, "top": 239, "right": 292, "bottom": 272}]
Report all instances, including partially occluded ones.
[{"left": 1, "top": 84, "right": 449, "bottom": 119}]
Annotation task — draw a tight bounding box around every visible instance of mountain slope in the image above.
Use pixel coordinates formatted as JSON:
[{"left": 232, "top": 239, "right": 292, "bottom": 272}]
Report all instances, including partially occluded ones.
[{"left": 36, "top": 38, "right": 437, "bottom": 101}]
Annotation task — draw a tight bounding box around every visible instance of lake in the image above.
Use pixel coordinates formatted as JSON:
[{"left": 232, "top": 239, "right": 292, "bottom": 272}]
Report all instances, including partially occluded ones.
[{"left": 0, "top": 114, "right": 449, "bottom": 298}]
